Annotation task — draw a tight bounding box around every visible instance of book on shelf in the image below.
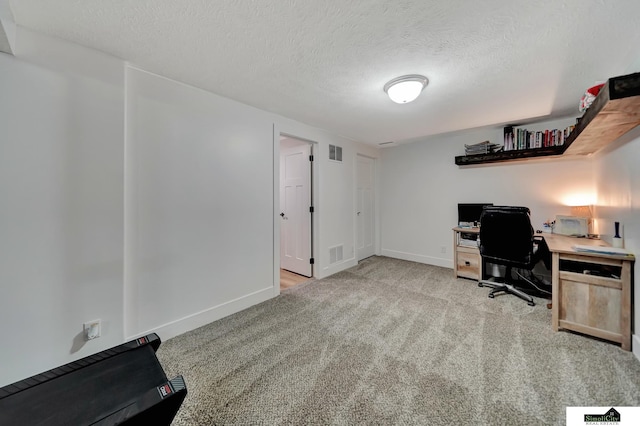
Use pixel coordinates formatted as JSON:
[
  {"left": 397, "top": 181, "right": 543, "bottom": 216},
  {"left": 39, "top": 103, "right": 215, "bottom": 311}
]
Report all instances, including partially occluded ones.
[
  {"left": 503, "top": 124, "right": 576, "bottom": 151},
  {"left": 464, "top": 140, "right": 502, "bottom": 155},
  {"left": 459, "top": 239, "right": 479, "bottom": 247}
]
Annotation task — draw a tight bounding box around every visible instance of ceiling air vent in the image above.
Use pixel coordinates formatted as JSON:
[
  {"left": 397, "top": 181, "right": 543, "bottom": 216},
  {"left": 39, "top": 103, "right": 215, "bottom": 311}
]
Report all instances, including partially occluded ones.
[{"left": 329, "top": 144, "right": 342, "bottom": 162}]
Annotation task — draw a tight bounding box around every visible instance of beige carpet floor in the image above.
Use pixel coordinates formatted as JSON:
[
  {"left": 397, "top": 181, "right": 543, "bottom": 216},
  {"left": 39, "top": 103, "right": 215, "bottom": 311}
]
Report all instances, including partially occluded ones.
[{"left": 157, "top": 256, "right": 640, "bottom": 425}]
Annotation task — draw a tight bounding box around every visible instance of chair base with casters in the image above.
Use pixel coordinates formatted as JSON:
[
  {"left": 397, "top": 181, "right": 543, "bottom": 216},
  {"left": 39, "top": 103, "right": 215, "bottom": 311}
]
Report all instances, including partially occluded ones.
[
  {"left": 478, "top": 265, "right": 552, "bottom": 306},
  {"left": 478, "top": 266, "right": 535, "bottom": 306}
]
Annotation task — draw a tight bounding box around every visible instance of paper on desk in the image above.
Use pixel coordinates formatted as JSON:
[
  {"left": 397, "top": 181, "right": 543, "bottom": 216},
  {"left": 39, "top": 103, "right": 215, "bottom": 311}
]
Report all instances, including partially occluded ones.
[{"left": 572, "top": 244, "right": 633, "bottom": 256}]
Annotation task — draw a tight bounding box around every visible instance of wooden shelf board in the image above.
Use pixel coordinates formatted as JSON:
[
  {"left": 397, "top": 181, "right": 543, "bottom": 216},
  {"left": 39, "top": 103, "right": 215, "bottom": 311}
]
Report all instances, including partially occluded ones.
[{"left": 563, "top": 96, "right": 640, "bottom": 155}]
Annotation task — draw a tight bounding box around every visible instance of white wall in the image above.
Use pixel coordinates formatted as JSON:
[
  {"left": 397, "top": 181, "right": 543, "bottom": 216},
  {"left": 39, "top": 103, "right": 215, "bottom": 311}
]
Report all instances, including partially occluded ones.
[
  {"left": 124, "top": 67, "right": 276, "bottom": 339},
  {"left": 0, "top": 0, "right": 15, "bottom": 54},
  {"left": 124, "top": 69, "right": 380, "bottom": 340},
  {"left": 0, "top": 27, "right": 379, "bottom": 386},
  {"left": 592, "top": 126, "right": 640, "bottom": 357},
  {"left": 0, "top": 28, "right": 125, "bottom": 384},
  {"left": 380, "top": 119, "right": 594, "bottom": 267}
]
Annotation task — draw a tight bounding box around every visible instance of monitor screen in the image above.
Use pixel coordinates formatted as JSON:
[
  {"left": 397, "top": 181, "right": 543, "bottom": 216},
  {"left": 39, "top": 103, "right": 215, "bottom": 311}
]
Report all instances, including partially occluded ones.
[{"left": 458, "top": 203, "right": 493, "bottom": 226}]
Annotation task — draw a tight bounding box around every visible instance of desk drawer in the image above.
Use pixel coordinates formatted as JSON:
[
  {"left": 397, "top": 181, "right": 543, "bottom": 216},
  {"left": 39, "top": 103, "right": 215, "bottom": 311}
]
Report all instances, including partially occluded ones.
[{"left": 457, "top": 251, "right": 480, "bottom": 279}]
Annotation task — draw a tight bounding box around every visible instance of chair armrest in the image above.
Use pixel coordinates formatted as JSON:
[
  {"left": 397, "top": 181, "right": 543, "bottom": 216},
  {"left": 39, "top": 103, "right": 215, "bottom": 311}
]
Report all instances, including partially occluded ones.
[{"left": 533, "top": 235, "right": 544, "bottom": 253}]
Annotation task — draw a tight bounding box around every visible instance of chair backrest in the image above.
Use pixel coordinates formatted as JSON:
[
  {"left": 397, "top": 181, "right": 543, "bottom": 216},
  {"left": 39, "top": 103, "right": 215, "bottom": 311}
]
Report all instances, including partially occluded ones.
[{"left": 479, "top": 206, "right": 535, "bottom": 266}]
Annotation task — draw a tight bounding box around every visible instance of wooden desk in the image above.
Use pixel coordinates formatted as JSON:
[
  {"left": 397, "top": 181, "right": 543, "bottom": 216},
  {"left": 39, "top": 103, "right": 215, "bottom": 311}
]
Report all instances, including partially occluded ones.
[
  {"left": 544, "top": 233, "right": 635, "bottom": 350},
  {"left": 453, "top": 227, "right": 481, "bottom": 280}
]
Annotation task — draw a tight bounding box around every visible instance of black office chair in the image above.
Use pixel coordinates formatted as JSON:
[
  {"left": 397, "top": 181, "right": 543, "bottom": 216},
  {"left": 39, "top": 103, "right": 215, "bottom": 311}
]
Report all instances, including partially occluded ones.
[{"left": 477, "top": 206, "right": 551, "bottom": 306}]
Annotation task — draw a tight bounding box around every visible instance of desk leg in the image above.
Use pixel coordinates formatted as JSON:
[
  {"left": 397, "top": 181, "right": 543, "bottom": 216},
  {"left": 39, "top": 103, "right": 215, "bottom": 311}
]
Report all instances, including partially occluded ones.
[
  {"left": 551, "top": 252, "right": 559, "bottom": 331},
  {"left": 453, "top": 231, "right": 458, "bottom": 278},
  {"left": 621, "top": 261, "right": 631, "bottom": 351}
]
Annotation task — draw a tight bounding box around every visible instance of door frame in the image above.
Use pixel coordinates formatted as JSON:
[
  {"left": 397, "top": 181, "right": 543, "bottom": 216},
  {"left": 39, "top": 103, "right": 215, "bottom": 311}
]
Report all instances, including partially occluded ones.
[{"left": 273, "top": 127, "right": 318, "bottom": 296}]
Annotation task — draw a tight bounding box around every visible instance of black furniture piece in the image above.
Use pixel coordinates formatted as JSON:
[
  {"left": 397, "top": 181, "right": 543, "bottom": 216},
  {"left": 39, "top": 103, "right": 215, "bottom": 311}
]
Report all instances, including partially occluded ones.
[
  {"left": 0, "top": 333, "right": 186, "bottom": 425},
  {"left": 477, "top": 206, "right": 551, "bottom": 306}
]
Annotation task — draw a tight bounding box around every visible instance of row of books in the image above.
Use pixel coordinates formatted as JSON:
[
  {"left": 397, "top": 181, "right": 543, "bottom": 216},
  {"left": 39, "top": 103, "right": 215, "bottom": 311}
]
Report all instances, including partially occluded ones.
[
  {"left": 503, "top": 125, "right": 575, "bottom": 151},
  {"left": 464, "top": 140, "right": 502, "bottom": 155}
]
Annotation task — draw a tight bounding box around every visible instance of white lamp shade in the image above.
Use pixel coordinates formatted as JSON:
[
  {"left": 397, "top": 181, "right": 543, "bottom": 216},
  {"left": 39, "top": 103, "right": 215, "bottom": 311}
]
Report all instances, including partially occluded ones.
[{"left": 384, "top": 75, "right": 428, "bottom": 104}]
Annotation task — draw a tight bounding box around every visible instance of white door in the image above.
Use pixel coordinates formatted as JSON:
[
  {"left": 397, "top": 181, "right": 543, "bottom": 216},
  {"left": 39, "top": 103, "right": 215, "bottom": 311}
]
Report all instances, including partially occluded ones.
[
  {"left": 357, "top": 155, "right": 376, "bottom": 261},
  {"left": 280, "top": 143, "right": 312, "bottom": 277}
]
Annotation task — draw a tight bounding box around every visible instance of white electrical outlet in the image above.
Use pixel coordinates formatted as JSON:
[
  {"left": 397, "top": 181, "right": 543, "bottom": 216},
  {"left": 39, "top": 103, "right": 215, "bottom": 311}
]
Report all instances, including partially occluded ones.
[{"left": 83, "top": 319, "right": 101, "bottom": 340}]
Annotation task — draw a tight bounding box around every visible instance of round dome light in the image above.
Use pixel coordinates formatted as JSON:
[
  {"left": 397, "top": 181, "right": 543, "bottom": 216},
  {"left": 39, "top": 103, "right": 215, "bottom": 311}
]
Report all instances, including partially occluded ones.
[{"left": 383, "top": 75, "right": 429, "bottom": 104}]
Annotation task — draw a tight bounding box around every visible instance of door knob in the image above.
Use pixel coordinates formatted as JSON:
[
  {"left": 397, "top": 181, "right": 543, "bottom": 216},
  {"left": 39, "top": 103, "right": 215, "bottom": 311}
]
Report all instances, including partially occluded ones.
[
  {"left": 280, "top": 212, "right": 285, "bottom": 217},
  {"left": 357, "top": 211, "right": 361, "bottom": 215}
]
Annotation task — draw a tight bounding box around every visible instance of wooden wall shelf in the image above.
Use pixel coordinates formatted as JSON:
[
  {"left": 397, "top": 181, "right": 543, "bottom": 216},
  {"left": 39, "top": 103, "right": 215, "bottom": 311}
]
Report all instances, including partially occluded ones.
[
  {"left": 455, "top": 146, "right": 565, "bottom": 166},
  {"left": 455, "top": 72, "right": 640, "bottom": 166}
]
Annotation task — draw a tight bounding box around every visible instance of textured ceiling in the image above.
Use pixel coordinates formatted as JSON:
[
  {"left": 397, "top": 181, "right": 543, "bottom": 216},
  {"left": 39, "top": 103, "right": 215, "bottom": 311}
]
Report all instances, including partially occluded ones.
[{"left": 7, "top": 0, "right": 640, "bottom": 145}]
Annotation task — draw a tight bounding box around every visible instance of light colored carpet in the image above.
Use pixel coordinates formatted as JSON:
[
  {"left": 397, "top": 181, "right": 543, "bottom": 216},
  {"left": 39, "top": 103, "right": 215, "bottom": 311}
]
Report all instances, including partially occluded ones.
[{"left": 157, "top": 256, "right": 640, "bottom": 425}]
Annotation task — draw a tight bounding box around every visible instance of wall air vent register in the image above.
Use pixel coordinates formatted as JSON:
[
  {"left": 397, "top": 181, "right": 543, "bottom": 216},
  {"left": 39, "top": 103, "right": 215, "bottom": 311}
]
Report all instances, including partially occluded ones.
[{"left": 329, "top": 144, "right": 342, "bottom": 162}]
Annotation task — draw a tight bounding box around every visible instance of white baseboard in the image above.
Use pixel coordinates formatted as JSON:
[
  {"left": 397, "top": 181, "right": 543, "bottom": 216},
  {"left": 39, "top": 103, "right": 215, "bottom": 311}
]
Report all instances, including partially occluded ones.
[
  {"left": 318, "top": 257, "right": 358, "bottom": 279},
  {"left": 633, "top": 334, "right": 640, "bottom": 362},
  {"left": 127, "top": 287, "right": 274, "bottom": 342},
  {"left": 381, "top": 249, "right": 453, "bottom": 269}
]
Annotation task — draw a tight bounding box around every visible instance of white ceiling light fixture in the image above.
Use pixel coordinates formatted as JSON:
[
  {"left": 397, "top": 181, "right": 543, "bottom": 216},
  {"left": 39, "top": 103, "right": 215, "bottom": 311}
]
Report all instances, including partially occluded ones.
[{"left": 383, "top": 75, "right": 429, "bottom": 104}]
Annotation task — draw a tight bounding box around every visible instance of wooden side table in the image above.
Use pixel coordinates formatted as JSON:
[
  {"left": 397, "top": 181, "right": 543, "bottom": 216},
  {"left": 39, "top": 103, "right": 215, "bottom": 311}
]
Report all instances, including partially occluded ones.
[{"left": 453, "top": 227, "right": 482, "bottom": 280}]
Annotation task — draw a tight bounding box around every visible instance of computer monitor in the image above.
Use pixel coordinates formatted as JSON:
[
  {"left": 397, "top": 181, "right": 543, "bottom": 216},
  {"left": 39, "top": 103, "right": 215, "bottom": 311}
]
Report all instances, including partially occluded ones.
[{"left": 458, "top": 203, "right": 493, "bottom": 227}]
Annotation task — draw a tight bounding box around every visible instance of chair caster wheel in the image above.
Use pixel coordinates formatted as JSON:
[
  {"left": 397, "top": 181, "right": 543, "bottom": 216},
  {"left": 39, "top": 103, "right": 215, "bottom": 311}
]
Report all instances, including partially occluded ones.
[
  {"left": 478, "top": 282, "right": 483, "bottom": 287},
  {"left": 528, "top": 301, "right": 535, "bottom": 306},
  {"left": 488, "top": 294, "right": 494, "bottom": 299}
]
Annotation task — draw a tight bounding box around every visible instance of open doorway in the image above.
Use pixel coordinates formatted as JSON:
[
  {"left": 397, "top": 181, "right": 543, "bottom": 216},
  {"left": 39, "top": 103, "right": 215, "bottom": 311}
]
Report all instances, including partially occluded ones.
[
  {"left": 357, "top": 154, "right": 376, "bottom": 261},
  {"left": 279, "top": 135, "right": 314, "bottom": 290}
]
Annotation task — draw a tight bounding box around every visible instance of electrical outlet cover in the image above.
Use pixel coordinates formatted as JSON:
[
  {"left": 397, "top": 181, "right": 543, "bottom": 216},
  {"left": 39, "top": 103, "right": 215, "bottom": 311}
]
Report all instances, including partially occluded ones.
[{"left": 83, "top": 320, "right": 101, "bottom": 340}]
